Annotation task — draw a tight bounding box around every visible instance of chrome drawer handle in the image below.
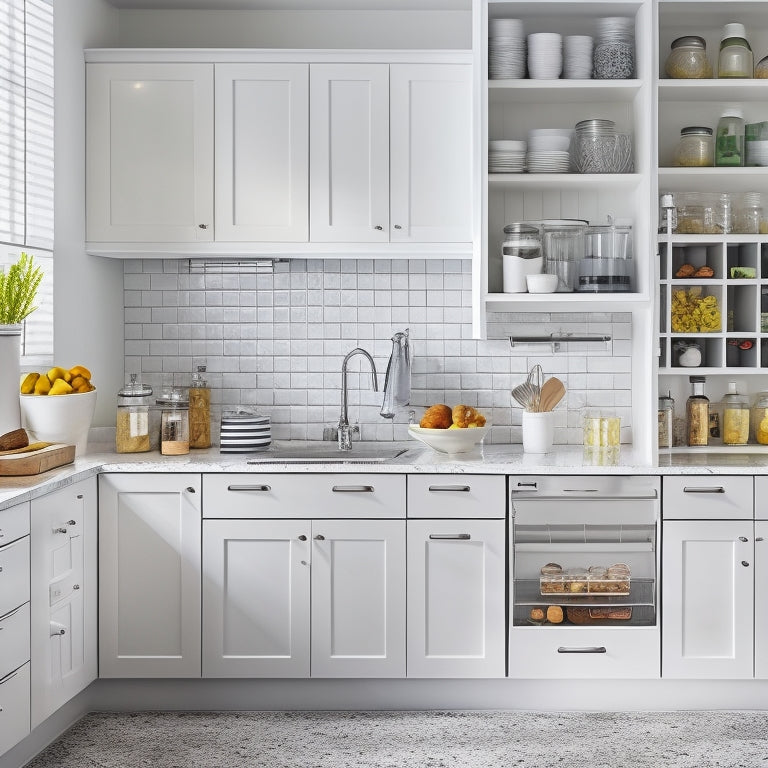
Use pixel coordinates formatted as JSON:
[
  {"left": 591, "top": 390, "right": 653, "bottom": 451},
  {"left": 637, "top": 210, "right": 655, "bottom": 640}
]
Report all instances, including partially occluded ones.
[
  {"left": 0, "top": 605, "right": 24, "bottom": 623},
  {"left": 427, "top": 485, "right": 470, "bottom": 493},
  {"left": 557, "top": 646, "right": 607, "bottom": 654},
  {"left": 331, "top": 485, "right": 374, "bottom": 493},
  {"left": 683, "top": 486, "right": 725, "bottom": 494},
  {"left": 50, "top": 621, "right": 67, "bottom": 637},
  {"left": 228, "top": 484, "right": 271, "bottom": 492},
  {"left": 429, "top": 534, "right": 471, "bottom": 540}
]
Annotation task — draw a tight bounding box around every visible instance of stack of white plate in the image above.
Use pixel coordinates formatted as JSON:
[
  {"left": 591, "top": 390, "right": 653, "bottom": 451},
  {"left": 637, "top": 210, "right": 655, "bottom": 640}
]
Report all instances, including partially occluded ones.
[
  {"left": 219, "top": 410, "right": 271, "bottom": 453},
  {"left": 488, "top": 18, "right": 526, "bottom": 79},
  {"left": 489, "top": 139, "right": 526, "bottom": 173},
  {"left": 564, "top": 35, "right": 594, "bottom": 79},
  {"left": 526, "top": 129, "right": 573, "bottom": 173},
  {"left": 527, "top": 32, "right": 562, "bottom": 79}
]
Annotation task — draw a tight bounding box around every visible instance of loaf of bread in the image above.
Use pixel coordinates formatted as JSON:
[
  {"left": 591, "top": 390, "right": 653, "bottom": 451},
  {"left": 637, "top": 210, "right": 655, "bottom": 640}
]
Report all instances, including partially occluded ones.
[{"left": 546, "top": 605, "right": 564, "bottom": 624}]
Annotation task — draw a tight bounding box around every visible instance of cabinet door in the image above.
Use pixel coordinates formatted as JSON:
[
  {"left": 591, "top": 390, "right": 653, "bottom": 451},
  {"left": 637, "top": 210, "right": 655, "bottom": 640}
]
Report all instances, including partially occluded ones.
[
  {"left": 86, "top": 63, "right": 214, "bottom": 242},
  {"left": 309, "top": 63, "right": 389, "bottom": 242},
  {"left": 755, "top": 521, "right": 768, "bottom": 678},
  {"left": 662, "top": 520, "right": 753, "bottom": 679},
  {"left": 30, "top": 478, "right": 97, "bottom": 727},
  {"left": 99, "top": 474, "right": 201, "bottom": 678},
  {"left": 215, "top": 63, "right": 308, "bottom": 242},
  {"left": 407, "top": 519, "right": 505, "bottom": 677},
  {"left": 311, "top": 519, "right": 405, "bottom": 677},
  {"left": 390, "top": 64, "right": 472, "bottom": 243},
  {"left": 0, "top": 662, "right": 30, "bottom": 756},
  {"left": 202, "top": 519, "right": 310, "bottom": 678}
]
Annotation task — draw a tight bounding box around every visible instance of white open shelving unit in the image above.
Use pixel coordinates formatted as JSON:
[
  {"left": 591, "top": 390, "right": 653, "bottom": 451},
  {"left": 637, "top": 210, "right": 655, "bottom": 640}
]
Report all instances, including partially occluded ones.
[{"left": 655, "top": 1, "right": 768, "bottom": 454}]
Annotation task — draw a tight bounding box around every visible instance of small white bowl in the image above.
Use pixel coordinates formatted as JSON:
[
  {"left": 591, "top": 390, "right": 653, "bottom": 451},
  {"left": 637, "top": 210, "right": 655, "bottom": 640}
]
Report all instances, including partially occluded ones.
[
  {"left": 526, "top": 273, "right": 559, "bottom": 293},
  {"left": 408, "top": 423, "right": 491, "bottom": 455},
  {"left": 20, "top": 389, "right": 97, "bottom": 456}
]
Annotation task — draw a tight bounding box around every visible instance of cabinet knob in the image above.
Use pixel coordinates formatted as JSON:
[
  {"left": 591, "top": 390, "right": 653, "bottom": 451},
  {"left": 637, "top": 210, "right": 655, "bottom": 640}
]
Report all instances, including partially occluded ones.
[
  {"left": 374, "top": 225, "right": 383, "bottom": 231},
  {"left": 198, "top": 224, "right": 209, "bottom": 229},
  {"left": 67, "top": 520, "right": 76, "bottom": 526},
  {"left": 53, "top": 527, "right": 68, "bottom": 534},
  {"left": 393, "top": 224, "right": 402, "bottom": 230},
  {"left": 742, "top": 561, "right": 751, "bottom": 567},
  {"left": 739, "top": 536, "right": 749, "bottom": 542},
  {"left": 757, "top": 537, "right": 765, "bottom": 542},
  {"left": 73, "top": 584, "right": 80, "bottom": 590},
  {"left": 186, "top": 487, "right": 196, "bottom": 493},
  {"left": 314, "top": 534, "right": 325, "bottom": 541},
  {"left": 298, "top": 535, "right": 307, "bottom": 541},
  {"left": 76, "top": 495, "right": 83, "bottom": 500}
]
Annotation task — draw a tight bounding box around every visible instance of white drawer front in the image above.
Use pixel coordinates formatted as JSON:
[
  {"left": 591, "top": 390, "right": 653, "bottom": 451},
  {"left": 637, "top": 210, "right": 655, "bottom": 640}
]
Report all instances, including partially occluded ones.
[
  {"left": 663, "top": 476, "right": 753, "bottom": 520},
  {"left": 407, "top": 475, "right": 505, "bottom": 519},
  {"left": 0, "top": 537, "right": 30, "bottom": 617},
  {"left": 0, "top": 661, "right": 30, "bottom": 755},
  {"left": 509, "top": 627, "right": 660, "bottom": 679},
  {"left": 0, "top": 603, "right": 29, "bottom": 679},
  {"left": 0, "top": 501, "right": 30, "bottom": 546},
  {"left": 203, "top": 474, "right": 406, "bottom": 519}
]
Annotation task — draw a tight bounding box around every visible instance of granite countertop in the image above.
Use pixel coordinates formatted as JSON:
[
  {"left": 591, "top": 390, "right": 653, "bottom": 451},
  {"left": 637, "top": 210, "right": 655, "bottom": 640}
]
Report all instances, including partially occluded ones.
[{"left": 2, "top": 440, "right": 768, "bottom": 511}]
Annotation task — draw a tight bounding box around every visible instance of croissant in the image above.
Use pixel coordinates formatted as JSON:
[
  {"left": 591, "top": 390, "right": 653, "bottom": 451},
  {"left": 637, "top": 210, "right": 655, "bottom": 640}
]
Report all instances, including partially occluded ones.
[
  {"left": 419, "top": 404, "right": 453, "bottom": 429},
  {"left": 451, "top": 405, "right": 486, "bottom": 428}
]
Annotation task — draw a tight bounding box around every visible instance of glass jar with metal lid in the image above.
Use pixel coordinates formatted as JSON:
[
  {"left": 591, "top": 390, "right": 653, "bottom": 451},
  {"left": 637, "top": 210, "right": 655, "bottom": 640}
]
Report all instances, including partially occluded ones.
[
  {"left": 674, "top": 126, "right": 714, "bottom": 167},
  {"left": 665, "top": 36, "right": 713, "bottom": 79},
  {"left": 157, "top": 387, "right": 190, "bottom": 456},
  {"left": 718, "top": 22, "right": 753, "bottom": 78},
  {"left": 501, "top": 223, "right": 542, "bottom": 293},
  {"left": 752, "top": 391, "right": 768, "bottom": 444},
  {"left": 116, "top": 374, "right": 153, "bottom": 453}
]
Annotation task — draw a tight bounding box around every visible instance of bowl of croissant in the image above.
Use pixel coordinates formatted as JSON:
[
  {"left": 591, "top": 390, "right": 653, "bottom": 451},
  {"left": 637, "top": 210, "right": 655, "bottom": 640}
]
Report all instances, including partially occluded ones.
[{"left": 408, "top": 404, "right": 490, "bottom": 454}]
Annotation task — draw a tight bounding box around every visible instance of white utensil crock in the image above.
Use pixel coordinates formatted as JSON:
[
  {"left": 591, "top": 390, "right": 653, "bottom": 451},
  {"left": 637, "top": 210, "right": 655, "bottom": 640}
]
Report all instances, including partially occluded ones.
[
  {"left": 0, "top": 325, "right": 22, "bottom": 435},
  {"left": 522, "top": 410, "right": 554, "bottom": 453}
]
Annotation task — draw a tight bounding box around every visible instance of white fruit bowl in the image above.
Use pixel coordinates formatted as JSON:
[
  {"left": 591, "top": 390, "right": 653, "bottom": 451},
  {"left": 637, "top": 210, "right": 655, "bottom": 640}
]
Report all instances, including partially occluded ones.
[
  {"left": 408, "top": 423, "right": 491, "bottom": 455},
  {"left": 20, "top": 389, "right": 97, "bottom": 456}
]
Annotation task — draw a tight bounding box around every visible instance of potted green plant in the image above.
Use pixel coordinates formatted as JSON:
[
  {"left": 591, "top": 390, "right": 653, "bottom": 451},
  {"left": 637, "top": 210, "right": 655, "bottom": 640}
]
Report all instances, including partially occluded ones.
[{"left": 0, "top": 252, "right": 43, "bottom": 434}]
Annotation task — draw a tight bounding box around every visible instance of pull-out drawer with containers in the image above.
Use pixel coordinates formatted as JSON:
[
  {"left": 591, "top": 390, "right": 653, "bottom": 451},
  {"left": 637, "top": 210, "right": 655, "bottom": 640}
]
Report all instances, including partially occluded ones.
[
  {"left": 508, "top": 475, "right": 660, "bottom": 679},
  {"left": 662, "top": 476, "right": 753, "bottom": 520},
  {"left": 203, "top": 473, "right": 406, "bottom": 518},
  {"left": 0, "top": 500, "right": 31, "bottom": 755}
]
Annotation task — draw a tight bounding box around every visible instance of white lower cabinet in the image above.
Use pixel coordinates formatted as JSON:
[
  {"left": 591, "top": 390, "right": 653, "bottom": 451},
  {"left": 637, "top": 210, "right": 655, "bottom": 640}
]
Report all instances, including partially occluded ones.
[
  {"left": 406, "top": 519, "right": 505, "bottom": 677},
  {"left": 662, "top": 520, "right": 754, "bottom": 679},
  {"left": 99, "top": 474, "right": 202, "bottom": 678},
  {"left": 0, "top": 500, "right": 30, "bottom": 756},
  {"left": 30, "top": 477, "right": 97, "bottom": 727},
  {"left": 202, "top": 517, "right": 405, "bottom": 678}
]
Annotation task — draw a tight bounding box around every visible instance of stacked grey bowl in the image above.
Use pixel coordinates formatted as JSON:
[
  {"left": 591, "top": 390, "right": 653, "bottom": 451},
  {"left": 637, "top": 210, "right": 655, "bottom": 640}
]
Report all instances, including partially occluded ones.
[{"left": 219, "top": 410, "right": 271, "bottom": 453}]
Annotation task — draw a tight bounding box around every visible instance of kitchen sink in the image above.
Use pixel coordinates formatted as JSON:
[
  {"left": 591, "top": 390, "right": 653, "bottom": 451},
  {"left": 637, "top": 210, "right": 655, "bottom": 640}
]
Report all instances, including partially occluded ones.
[{"left": 246, "top": 443, "right": 411, "bottom": 464}]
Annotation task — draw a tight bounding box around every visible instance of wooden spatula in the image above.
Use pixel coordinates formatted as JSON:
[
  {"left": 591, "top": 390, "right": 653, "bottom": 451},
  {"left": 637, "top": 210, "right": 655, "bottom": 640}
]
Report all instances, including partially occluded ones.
[{"left": 539, "top": 377, "right": 566, "bottom": 412}]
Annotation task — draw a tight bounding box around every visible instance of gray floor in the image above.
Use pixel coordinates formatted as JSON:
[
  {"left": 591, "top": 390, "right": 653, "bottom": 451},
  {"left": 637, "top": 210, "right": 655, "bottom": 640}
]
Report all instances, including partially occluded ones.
[{"left": 24, "top": 710, "right": 768, "bottom": 767}]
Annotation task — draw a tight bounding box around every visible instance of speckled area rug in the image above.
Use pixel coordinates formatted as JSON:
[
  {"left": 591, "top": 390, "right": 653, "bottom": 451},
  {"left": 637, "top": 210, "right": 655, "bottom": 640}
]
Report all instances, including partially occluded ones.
[{"left": 25, "top": 710, "right": 768, "bottom": 768}]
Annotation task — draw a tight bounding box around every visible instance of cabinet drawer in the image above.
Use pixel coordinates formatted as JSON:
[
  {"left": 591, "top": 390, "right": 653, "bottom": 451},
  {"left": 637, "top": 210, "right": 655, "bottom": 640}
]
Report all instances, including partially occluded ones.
[
  {"left": 509, "top": 627, "right": 659, "bottom": 679},
  {"left": 0, "top": 501, "right": 30, "bottom": 546},
  {"left": 663, "top": 476, "right": 753, "bottom": 520},
  {"left": 0, "top": 537, "right": 30, "bottom": 617},
  {"left": 407, "top": 475, "right": 505, "bottom": 519},
  {"left": 0, "top": 661, "right": 30, "bottom": 755},
  {"left": 203, "top": 474, "right": 406, "bottom": 519},
  {"left": 0, "top": 603, "right": 30, "bottom": 678}
]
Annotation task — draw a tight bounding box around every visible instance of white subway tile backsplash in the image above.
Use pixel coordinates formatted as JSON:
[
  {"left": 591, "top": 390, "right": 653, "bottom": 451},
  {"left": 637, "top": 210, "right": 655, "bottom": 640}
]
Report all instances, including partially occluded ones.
[{"left": 124, "top": 259, "right": 633, "bottom": 445}]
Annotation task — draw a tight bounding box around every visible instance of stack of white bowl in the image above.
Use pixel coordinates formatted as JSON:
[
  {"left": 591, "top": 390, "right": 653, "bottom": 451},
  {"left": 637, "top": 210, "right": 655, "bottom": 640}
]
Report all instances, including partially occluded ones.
[
  {"left": 219, "top": 410, "right": 271, "bottom": 453},
  {"left": 489, "top": 139, "right": 526, "bottom": 173},
  {"left": 527, "top": 32, "right": 562, "bottom": 79},
  {"left": 526, "top": 129, "right": 572, "bottom": 173},
  {"left": 564, "top": 35, "right": 594, "bottom": 78},
  {"left": 488, "top": 18, "right": 525, "bottom": 79}
]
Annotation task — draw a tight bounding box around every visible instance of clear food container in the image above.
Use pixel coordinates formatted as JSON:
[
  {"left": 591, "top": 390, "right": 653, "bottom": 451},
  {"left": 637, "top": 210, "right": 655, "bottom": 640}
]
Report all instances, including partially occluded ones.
[
  {"left": 665, "top": 35, "right": 713, "bottom": 78},
  {"left": 116, "top": 374, "right": 152, "bottom": 453},
  {"left": 674, "top": 126, "right": 714, "bottom": 167}
]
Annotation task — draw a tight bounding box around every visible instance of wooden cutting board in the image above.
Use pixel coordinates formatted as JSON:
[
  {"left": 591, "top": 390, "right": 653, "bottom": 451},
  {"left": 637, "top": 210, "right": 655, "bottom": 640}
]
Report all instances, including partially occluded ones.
[{"left": 0, "top": 444, "right": 75, "bottom": 476}]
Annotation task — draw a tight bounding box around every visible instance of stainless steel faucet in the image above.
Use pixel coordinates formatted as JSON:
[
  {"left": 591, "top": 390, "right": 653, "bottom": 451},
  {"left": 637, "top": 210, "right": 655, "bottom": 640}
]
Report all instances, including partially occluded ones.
[{"left": 338, "top": 347, "right": 378, "bottom": 450}]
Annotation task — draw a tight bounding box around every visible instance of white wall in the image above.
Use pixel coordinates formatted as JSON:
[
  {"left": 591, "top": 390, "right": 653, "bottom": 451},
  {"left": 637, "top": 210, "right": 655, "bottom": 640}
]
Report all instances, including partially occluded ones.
[
  {"left": 55, "top": 0, "right": 122, "bottom": 426},
  {"left": 116, "top": 9, "right": 471, "bottom": 49}
]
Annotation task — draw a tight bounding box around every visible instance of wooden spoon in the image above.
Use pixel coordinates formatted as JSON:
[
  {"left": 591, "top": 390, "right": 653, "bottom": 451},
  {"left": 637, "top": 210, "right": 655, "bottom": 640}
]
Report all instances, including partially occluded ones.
[{"left": 539, "top": 377, "right": 566, "bottom": 412}]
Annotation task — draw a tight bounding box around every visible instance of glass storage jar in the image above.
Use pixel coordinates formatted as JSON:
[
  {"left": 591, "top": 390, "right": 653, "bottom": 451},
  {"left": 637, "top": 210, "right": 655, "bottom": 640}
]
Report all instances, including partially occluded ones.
[
  {"left": 157, "top": 388, "right": 190, "bottom": 456},
  {"left": 686, "top": 376, "right": 709, "bottom": 446},
  {"left": 718, "top": 22, "right": 753, "bottom": 77},
  {"left": 752, "top": 392, "right": 768, "bottom": 444},
  {"left": 116, "top": 374, "right": 152, "bottom": 453},
  {"left": 665, "top": 36, "right": 712, "bottom": 79},
  {"left": 722, "top": 382, "right": 749, "bottom": 445},
  {"left": 189, "top": 365, "right": 211, "bottom": 449},
  {"left": 673, "top": 126, "right": 714, "bottom": 167},
  {"left": 501, "top": 223, "right": 543, "bottom": 293},
  {"left": 658, "top": 391, "right": 675, "bottom": 448},
  {"left": 715, "top": 107, "right": 745, "bottom": 167}
]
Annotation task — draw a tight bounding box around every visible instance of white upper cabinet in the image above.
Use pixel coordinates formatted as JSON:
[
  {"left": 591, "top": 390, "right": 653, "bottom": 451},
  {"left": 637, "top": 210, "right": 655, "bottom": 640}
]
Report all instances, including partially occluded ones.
[
  {"left": 390, "top": 64, "right": 472, "bottom": 244},
  {"left": 86, "top": 63, "right": 214, "bottom": 243},
  {"left": 215, "top": 63, "right": 309, "bottom": 242},
  {"left": 310, "top": 63, "right": 390, "bottom": 243}
]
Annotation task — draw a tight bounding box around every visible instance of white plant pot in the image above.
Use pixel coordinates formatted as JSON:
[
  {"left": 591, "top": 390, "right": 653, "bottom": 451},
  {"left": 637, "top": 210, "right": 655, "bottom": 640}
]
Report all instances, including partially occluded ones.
[{"left": 0, "top": 325, "right": 22, "bottom": 435}]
